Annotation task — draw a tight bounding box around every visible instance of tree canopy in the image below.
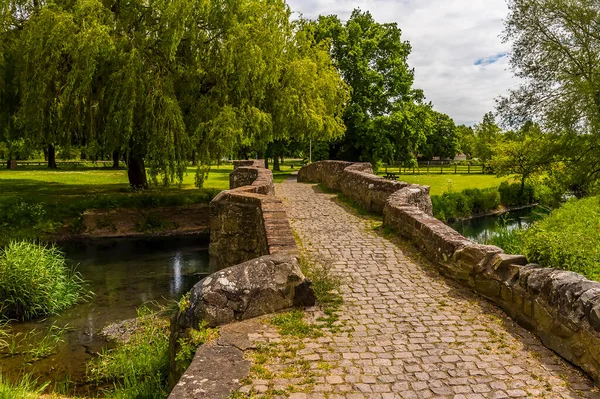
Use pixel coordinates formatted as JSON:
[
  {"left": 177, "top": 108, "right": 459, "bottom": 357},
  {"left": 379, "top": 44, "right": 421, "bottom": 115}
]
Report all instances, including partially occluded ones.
[
  {"left": 498, "top": 0, "right": 600, "bottom": 195},
  {"left": 308, "top": 9, "right": 456, "bottom": 167},
  {"left": 0, "top": 0, "right": 348, "bottom": 187}
]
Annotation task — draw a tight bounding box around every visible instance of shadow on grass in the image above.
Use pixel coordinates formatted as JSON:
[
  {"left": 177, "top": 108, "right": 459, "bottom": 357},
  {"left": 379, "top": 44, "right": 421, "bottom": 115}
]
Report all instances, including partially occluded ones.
[{"left": 0, "top": 178, "right": 129, "bottom": 198}]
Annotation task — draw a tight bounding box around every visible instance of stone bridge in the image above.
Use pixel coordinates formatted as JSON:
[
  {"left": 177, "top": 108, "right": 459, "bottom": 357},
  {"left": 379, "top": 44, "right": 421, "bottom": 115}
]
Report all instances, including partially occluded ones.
[{"left": 173, "top": 161, "right": 600, "bottom": 398}]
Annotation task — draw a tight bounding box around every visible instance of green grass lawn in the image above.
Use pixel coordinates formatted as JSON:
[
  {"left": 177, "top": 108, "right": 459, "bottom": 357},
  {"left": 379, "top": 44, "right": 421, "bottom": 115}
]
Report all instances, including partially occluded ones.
[
  {"left": 0, "top": 162, "right": 294, "bottom": 193},
  {"left": 387, "top": 174, "right": 511, "bottom": 196},
  {"left": 0, "top": 162, "right": 295, "bottom": 244}
]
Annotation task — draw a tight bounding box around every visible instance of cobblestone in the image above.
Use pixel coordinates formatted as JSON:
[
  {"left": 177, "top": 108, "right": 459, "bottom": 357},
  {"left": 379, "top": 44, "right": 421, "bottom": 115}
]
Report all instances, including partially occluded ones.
[{"left": 241, "top": 178, "right": 599, "bottom": 398}]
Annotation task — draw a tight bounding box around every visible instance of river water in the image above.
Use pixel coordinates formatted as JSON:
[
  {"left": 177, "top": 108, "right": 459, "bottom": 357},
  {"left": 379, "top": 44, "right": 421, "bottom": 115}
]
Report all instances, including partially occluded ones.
[
  {"left": 449, "top": 206, "right": 542, "bottom": 243},
  {"left": 1, "top": 236, "right": 212, "bottom": 394}
]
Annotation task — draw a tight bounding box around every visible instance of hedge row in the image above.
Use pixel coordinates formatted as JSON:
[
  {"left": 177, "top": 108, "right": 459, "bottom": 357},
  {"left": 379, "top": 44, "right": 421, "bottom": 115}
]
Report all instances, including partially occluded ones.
[{"left": 433, "top": 182, "right": 539, "bottom": 222}]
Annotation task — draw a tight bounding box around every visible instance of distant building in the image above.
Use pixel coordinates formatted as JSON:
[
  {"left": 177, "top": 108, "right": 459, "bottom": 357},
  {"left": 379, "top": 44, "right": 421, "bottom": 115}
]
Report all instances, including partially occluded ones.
[{"left": 430, "top": 154, "right": 467, "bottom": 162}]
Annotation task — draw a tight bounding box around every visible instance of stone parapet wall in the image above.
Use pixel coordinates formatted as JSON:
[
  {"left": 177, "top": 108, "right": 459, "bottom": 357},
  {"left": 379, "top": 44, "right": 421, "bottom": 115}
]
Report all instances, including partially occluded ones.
[
  {"left": 298, "top": 160, "right": 432, "bottom": 214},
  {"left": 229, "top": 166, "right": 275, "bottom": 195},
  {"left": 232, "top": 159, "right": 265, "bottom": 170},
  {"left": 299, "top": 160, "right": 600, "bottom": 384},
  {"left": 170, "top": 163, "right": 306, "bottom": 396},
  {"left": 209, "top": 165, "right": 296, "bottom": 268}
]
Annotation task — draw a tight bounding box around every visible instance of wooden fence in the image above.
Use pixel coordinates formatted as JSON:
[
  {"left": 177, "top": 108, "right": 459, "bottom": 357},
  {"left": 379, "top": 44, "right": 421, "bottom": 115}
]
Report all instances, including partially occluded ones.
[
  {"left": 383, "top": 163, "right": 485, "bottom": 175},
  {"left": 1, "top": 160, "right": 120, "bottom": 168}
]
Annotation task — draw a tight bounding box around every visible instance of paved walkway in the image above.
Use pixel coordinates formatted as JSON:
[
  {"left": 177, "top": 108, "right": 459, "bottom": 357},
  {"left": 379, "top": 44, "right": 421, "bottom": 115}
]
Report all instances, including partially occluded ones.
[{"left": 242, "top": 178, "right": 599, "bottom": 399}]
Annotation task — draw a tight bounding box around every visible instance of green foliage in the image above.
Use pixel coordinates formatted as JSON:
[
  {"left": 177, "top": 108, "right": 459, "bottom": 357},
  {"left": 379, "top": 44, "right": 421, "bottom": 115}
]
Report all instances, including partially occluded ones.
[
  {"left": 485, "top": 223, "right": 526, "bottom": 256},
  {"left": 270, "top": 310, "right": 321, "bottom": 338},
  {"left": 491, "top": 121, "right": 551, "bottom": 193},
  {"left": 498, "top": 181, "right": 535, "bottom": 207},
  {"left": 0, "top": 241, "right": 85, "bottom": 320},
  {"left": 87, "top": 305, "right": 171, "bottom": 399},
  {"left": 194, "top": 165, "right": 211, "bottom": 189},
  {"left": 309, "top": 10, "right": 430, "bottom": 165},
  {"left": 432, "top": 188, "right": 501, "bottom": 222},
  {"left": 0, "top": 374, "right": 48, "bottom": 399},
  {"left": 420, "top": 111, "right": 460, "bottom": 160},
  {"left": 175, "top": 321, "right": 219, "bottom": 368},
  {"left": 472, "top": 112, "right": 501, "bottom": 167},
  {"left": 519, "top": 197, "right": 600, "bottom": 281},
  {"left": 456, "top": 125, "right": 475, "bottom": 158},
  {"left": 1, "top": 0, "right": 347, "bottom": 187},
  {"left": 498, "top": 0, "right": 600, "bottom": 195}
]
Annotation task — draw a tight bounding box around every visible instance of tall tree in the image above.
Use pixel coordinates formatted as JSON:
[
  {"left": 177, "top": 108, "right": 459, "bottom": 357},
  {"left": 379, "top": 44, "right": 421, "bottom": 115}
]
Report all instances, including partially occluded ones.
[
  {"left": 420, "top": 111, "right": 459, "bottom": 160},
  {"left": 309, "top": 9, "right": 426, "bottom": 166},
  {"left": 472, "top": 112, "right": 501, "bottom": 166},
  {"left": 498, "top": 0, "right": 600, "bottom": 194},
  {"left": 491, "top": 121, "right": 552, "bottom": 194},
  {"left": 5, "top": 0, "right": 348, "bottom": 187},
  {"left": 456, "top": 125, "right": 475, "bottom": 159}
]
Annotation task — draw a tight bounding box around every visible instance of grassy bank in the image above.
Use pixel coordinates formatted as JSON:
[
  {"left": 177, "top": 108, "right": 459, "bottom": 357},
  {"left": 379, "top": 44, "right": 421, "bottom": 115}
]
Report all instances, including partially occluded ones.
[
  {"left": 0, "top": 163, "right": 295, "bottom": 245},
  {"left": 432, "top": 181, "right": 542, "bottom": 222},
  {"left": 0, "top": 242, "right": 86, "bottom": 320},
  {"left": 378, "top": 173, "right": 508, "bottom": 196},
  {"left": 488, "top": 196, "right": 600, "bottom": 281}
]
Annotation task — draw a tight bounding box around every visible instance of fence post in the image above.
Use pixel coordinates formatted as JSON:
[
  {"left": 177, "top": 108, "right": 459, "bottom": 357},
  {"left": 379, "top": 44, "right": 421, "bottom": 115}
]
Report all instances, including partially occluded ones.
[
  {"left": 440, "top": 164, "right": 443, "bottom": 174},
  {"left": 468, "top": 164, "right": 470, "bottom": 174},
  {"left": 455, "top": 164, "right": 457, "bottom": 174}
]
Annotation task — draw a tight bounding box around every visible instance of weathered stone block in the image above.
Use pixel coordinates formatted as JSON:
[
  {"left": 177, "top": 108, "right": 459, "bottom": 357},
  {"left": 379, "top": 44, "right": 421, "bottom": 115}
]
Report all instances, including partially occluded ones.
[{"left": 178, "top": 255, "right": 315, "bottom": 328}]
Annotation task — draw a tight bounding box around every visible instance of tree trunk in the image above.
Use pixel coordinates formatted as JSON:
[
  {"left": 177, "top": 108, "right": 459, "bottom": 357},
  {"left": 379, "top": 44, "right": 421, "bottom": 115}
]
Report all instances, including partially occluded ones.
[
  {"left": 264, "top": 158, "right": 269, "bottom": 169},
  {"left": 112, "top": 150, "right": 120, "bottom": 169},
  {"left": 47, "top": 144, "right": 57, "bottom": 169},
  {"left": 7, "top": 159, "right": 16, "bottom": 169},
  {"left": 127, "top": 153, "right": 148, "bottom": 189},
  {"left": 520, "top": 176, "right": 526, "bottom": 197},
  {"left": 273, "top": 154, "right": 280, "bottom": 171}
]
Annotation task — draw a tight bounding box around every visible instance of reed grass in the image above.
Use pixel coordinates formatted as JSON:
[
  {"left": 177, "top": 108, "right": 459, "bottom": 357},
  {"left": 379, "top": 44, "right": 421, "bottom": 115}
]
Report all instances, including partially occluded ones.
[
  {"left": 87, "top": 305, "right": 171, "bottom": 399},
  {"left": 0, "top": 241, "right": 86, "bottom": 320}
]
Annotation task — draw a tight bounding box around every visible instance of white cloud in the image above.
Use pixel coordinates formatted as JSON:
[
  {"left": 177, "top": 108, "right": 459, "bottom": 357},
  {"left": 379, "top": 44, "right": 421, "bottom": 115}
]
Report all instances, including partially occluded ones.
[{"left": 286, "top": 0, "right": 515, "bottom": 125}]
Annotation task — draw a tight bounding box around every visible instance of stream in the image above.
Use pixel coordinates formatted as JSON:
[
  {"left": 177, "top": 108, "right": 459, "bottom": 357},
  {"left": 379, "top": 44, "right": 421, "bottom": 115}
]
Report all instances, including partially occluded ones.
[
  {"left": 450, "top": 206, "right": 543, "bottom": 243},
  {"left": 1, "top": 236, "right": 213, "bottom": 394}
]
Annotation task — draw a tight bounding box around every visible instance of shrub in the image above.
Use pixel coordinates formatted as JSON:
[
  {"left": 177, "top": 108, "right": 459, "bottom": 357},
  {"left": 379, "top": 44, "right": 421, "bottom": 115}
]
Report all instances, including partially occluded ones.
[
  {"left": 498, "top": 181, "right": 535, "bottom": 207},
  {"left": 520, "top": 196, "right": 600, "bottom": 281},
  {"left": 0, "top": 374, "right": 48, "bottom": 399},
  {"left": 87, "top": 305, "right": 171, "bottom": 399},
  {"left": 432, "top": 188, "right": 500, "bottom": 222},
  {"left": 0, "top": 241, "right": 85, "bottom": 320}
]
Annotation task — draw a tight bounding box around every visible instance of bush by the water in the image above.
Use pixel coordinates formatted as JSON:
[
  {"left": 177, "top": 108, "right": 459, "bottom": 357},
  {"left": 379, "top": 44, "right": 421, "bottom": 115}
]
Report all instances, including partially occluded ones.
[
  {"left": 487, "top": 196, "right": 600, "bottom": 281},
  {"left": 88, "top": 305, "right": 171, "bottom": 399},
  {"left": 498, "top": 181, "right": 535, "bottom": 207},
  {"left": 433, "top": 181, "right": 549, "bottom": 222},
  {"left": 432, "top": 188, "right": 501, "bottom": 222},
  {"left": 0, "top": 241, "right": 85, "bottom": 320},
  {"left": 519, "top": 196, "right": 600, "bottom": 281}
]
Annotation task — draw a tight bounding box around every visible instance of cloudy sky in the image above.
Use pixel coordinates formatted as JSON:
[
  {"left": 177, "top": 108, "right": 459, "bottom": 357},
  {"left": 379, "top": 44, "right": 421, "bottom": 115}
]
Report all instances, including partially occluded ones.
[{"left": 286, "top": 0, "right": 515, "bottom": 126}]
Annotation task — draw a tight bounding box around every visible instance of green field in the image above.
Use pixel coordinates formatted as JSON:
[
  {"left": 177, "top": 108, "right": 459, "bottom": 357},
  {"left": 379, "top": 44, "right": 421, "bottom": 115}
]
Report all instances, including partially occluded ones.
[
  {"left": 0, "top": 162, "right": 295, "bottom": 196},
  {"left": 0, "top": 162, "right": 506, "bottom": 200},
  {"left": 0, "top": 162, "right": 296, "bottom": 244},
  {"left": 386, "top": 174, "right": 510, "bottom": 196}
]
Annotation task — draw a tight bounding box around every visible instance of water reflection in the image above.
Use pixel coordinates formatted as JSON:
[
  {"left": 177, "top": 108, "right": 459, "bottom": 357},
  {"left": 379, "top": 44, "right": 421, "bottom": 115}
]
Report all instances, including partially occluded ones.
[
  {"left": 450, "top": 207, "right": 543, "bottom": 243},
  {"left": 171, "top": 251, "right": 183, "bottom": 295},
  {"left": 2, "top": 236, "right": 211, "bottom": 393}
]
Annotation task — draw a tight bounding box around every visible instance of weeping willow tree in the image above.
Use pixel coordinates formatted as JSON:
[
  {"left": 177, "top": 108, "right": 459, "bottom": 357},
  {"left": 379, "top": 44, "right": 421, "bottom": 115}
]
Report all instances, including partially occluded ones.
[{"left": 2, "top": 0, "right": 348, "bottom": 187}]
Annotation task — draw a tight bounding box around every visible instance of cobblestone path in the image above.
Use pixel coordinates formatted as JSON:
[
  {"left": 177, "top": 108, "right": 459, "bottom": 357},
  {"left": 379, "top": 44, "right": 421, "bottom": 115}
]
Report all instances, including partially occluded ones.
[{"left": 241, "top": 178, "right": 599, "bottom": 399}]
